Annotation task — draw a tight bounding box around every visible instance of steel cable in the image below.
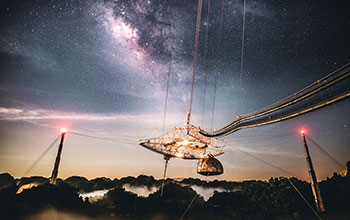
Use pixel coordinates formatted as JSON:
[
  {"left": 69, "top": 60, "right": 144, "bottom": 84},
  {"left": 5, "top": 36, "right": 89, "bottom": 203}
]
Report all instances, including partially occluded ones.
[{"left": 23, "top": 135, "right": 61, "bottom": 177}]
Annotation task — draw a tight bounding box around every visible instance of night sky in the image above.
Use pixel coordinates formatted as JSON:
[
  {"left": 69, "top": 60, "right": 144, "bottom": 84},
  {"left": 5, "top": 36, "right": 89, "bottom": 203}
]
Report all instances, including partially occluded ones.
[{"left": 0, "top": 0, "right": 349, "bottom": 181}]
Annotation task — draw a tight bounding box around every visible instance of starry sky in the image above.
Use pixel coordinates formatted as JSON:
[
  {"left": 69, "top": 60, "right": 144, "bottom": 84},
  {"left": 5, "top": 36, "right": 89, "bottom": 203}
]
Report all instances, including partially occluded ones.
[{"left": 0, "top": 0, "right": 349, "bottom": 181}]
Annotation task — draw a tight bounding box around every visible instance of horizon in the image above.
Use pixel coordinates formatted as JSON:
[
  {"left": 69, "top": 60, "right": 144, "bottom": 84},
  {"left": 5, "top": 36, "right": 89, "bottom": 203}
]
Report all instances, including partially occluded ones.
[{"left": 2, "top": 169, "right": 348, "bottom": 183}]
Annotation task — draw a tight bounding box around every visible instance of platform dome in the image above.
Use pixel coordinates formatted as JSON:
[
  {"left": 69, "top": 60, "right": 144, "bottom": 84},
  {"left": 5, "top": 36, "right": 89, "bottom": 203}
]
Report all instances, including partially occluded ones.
[{"left": 197, "top": 157, "right": 223, "bottom": 176}]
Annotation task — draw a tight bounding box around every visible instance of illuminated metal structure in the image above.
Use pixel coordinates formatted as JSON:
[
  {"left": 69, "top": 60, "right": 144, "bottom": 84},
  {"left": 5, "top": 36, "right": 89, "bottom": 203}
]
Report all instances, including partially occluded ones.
[
  {"left": 50, "top": 128, "right": 67, "bottom": 185},
  {"left": 139, "top": 0, "right": 225, "bottom": 179},
  {"left": 139, "top": 111, "right": 224, "bottom": 176},
  {"left": 300, "top": 130, "right": 325, "bottom": 212},
  {"left": 200, "top": 63, "right": 350, "bottom": 138}
]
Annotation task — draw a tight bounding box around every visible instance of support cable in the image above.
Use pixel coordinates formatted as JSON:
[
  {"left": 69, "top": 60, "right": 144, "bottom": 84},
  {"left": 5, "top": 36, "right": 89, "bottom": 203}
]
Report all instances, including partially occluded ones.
[
  {"left": 210, "top": 0, "right": 225, "bottom": 130},
  {"left": 180, "top": 189, "right": 200, "bottom": 220},
  {"left": 70, "top": 132, "right": 137, "bottom": 145},
  {"left": 233, "top": 146, "right": 322, "bottom": 220},
  {"left": 229, "top": 133, "right": 296, "bottom": 145},
  {"left": 188, "top": 0, "right": 203, "bottom": 126},
  {"left": 162, "top": 0, "right": 178, "bottom": 134},
  {"left": 307, "top": 135, "right": 346, "bottom": 170},
  {"left": 200, "top": 0, "right": 211, "bottom": 127},
  {"left": 233, "top": 146, "right": 300, "bottom": 177},
  {"left": 160, "top": 156, "right": 170, "bottom": 197},
  {"left": 238, "top": 0, "right": 247, "bottom": 117},
  {"left": 180, "top": 171, "right": 211, "bottom": 220},
  {"left": 287, "top": 178, "right": 322, "bottom": 220},
  {"left": 237, "top": 63, "right": 350, "bottom": 122},
  {"left": 200, "top": 65, "right": 350, "bottom": 137},
  {"left": 208, "top": 90, "right": 349, "bottom": 137},
  {"left": 23, "top": 135, "right": 61, "bottom": 177}
]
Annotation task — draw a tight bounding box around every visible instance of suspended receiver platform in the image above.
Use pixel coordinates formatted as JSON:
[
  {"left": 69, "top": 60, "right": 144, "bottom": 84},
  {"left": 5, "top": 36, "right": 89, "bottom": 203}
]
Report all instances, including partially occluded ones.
[{"left": 139, "top": 123, "right": 224, "bottom": 175}]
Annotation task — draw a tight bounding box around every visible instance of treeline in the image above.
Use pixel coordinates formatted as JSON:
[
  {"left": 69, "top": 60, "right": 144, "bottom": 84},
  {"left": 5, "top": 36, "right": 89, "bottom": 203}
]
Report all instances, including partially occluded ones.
[
  {"left": 0, "top": 173, "right": 240, "bottom": 193},
  {"left": 0, "top": 173, "right": 349, "bottom": 220}
]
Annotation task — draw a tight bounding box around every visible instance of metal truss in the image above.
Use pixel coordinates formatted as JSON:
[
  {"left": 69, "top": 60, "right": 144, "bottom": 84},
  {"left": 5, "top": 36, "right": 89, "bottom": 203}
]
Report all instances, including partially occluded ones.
[{"left": 139, "top": 124, "right": 224, "bottom": 159}]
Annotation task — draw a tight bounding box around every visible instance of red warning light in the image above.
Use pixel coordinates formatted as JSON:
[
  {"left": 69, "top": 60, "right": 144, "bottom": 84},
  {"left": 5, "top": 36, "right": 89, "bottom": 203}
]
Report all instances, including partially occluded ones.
[
  {"left": 61, "top": 128, "right": 67, "bottom": 134},
  {"left": 300, "top": 130, "right": 305, "bottom": 135}
]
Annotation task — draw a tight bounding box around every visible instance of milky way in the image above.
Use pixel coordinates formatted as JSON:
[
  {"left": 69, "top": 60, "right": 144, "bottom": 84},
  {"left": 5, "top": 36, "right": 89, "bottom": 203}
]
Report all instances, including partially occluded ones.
[{"left": 0, "top": 0, "right": 349, "bottom": 181}]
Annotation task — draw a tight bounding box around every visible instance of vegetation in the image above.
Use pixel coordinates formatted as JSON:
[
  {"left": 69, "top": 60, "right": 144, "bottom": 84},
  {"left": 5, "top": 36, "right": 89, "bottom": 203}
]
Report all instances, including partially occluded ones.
[{"left": 0, "top": 173, "right": 349, "bottom": 220}]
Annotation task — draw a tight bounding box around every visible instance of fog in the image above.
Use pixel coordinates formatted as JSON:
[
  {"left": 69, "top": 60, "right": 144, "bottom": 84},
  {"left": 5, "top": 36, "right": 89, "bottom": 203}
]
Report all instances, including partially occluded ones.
[
  {"left": 79, "top": 184, "right": 238, "bottom": 202},
  {"left": 122, "top": 184, "right": 159, "bottom": 197},
  {"left": 79, "top": 189, "right": 110, "bottom": 202},
  {"left": 78, "top": 184, "right": 159, "bottom": 203},
  {"left": 25, "top": 208, "right": 168, "bottom": 220},
  {"left": 190, "top": 185, "right": 239, "bottom": 201},
  {"left": 26, "top": 208, "right": 100, "bottom": 220}
]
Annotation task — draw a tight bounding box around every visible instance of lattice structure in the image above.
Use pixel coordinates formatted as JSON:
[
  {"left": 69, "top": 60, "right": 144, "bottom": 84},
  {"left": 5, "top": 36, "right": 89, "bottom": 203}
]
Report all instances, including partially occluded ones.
[{"left": 139, "top": 124, "right": 224, "bottom": 159}]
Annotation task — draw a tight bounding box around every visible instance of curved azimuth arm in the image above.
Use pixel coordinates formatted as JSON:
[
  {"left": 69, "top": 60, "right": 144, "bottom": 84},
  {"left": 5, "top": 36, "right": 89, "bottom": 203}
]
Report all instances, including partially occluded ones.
[{"left": 200, "top": 63, "right": 350, "bottom": 137}]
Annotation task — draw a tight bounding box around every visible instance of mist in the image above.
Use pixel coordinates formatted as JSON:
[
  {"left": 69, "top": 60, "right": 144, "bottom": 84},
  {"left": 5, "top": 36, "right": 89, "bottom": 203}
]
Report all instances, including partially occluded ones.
[
  {"left": 122, "top": 184, "right": 159, "bottom": 197},
  {"left": 26, "top": 208, "right": 101, "bottom": 220},
  {"left": 79, "top": 189, "right": 110, "bottom": 203},
  {"left": 79, "top": 184, "right": 239, "bottom": 202},
  {"left": 189, "top": 185, "right": 240, "bottom": 201}
]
